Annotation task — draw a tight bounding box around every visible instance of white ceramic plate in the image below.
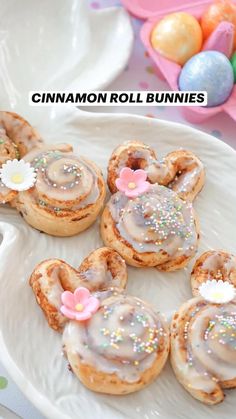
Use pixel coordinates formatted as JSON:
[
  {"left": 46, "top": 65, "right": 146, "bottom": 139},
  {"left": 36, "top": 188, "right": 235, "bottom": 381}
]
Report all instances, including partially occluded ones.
[
  {"left": 0, "top": 404, "right": 21, "bottom": 419},
  {"left": 0, "top": 0, "right": 133, "bottom": 125},
  {"left": 0, "top": 108, "right": 236, "bottom": 419}
]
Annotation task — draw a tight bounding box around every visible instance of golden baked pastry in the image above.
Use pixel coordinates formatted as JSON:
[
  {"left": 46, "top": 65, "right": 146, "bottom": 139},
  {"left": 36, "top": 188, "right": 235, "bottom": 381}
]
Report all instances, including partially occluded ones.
[
  {"left": 63, "top": 292, "right": 170, "bottom": 394},
  {"left": 107, "top": 140, "right": 205, "bottom": 202},
  {"left": 0, "top": 111, "right": 43, "bottom": 203},
  {"left": 101, "top": 183, "right": 200, "bottom": 270}
]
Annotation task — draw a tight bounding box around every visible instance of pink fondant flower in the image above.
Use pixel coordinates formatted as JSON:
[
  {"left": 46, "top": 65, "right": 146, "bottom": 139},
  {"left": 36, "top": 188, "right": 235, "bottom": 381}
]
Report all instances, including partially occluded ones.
[
  {"left": 60, "top": 287, "right": 99, "bottom": 321},
  {"left": 115, "top": 167, "right": 150, "bottom": 198}
]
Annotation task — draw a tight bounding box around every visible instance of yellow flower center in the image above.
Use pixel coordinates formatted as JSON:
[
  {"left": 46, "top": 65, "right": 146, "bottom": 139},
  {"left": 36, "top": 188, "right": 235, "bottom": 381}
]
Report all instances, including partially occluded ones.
[
  {"left": 128, "top": 182, "right": 136, "bottom": 189},
  {"left": 11, "top": 173, "right": 24, "bottom": 184},
  {"left": 211, "top": 291, "right": 224, "bottom": 300},
  {"left": 75, "top": 303, "right": 84, "bottom": 312}
]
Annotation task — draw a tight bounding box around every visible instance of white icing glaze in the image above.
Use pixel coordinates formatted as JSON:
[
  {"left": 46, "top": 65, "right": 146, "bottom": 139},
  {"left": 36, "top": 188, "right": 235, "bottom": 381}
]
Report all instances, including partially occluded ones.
[
  {"left": 108, "top": 184, "right": 197, "bottom": 258},
  {"left": 147, "top": 160, "right": 170, "bottom": 183},
  {"left": 170, "top": 165, "right": 202, "bottom": 195},
  {"left": 39, "top": 265, "right": 64, "bottom": 309},
  {"left": 63, "top": 294, "right": 168, "bottom": 383},
  {"left": 173, "top": 298, "right": 236, "bottom": 394},
  {"left": 80, "top": 268, "right": 116, "bottom": 289}
]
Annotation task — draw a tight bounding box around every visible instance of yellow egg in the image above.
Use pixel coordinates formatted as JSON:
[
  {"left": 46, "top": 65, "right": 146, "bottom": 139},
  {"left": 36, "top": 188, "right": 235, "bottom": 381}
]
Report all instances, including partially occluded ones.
[{"left": 151, "top": 12, "right": 203, "bottom": 66}]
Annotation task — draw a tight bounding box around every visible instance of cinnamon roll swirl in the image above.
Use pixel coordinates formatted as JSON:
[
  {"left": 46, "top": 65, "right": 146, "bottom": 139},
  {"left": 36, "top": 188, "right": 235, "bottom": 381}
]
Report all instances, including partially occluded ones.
[
  {"left": 171, "top": 297, "right": 236, "bottom": 404},
  {"left": 63, "top": 293, "right": 170, "bottom": 394},
  {"left": 15, "top": 145, "right": 106, "bottom": 236},
  {"left": 0, "top": 111, "right": 43, "bottom": 203},
  {"left": 30, "top": 248, "right": 127, "bottom": 331},
  {"left": 101, "top": 184, "right": 199, "bottom": 270},
  {"left": 191, "top": 251, "right": 236, "bottom": 296},
  {"left": 107, "top": 141, "right": 205, "bottom": 202}
]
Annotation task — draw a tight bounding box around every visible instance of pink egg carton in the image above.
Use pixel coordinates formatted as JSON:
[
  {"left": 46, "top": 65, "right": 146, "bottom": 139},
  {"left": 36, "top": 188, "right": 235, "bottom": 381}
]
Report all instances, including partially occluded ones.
[{"left": 121, "top": 0, "right": 236, "bottom": 123}]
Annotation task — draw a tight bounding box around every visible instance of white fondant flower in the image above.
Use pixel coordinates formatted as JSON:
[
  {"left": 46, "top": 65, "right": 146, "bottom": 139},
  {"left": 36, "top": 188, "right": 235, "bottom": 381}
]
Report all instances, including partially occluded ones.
[
  {"left": 0, "top": 159, "right": 36, "bottom": 191},
  {"left": 199, "top": 279, "right": 235, "bottom": 304}
]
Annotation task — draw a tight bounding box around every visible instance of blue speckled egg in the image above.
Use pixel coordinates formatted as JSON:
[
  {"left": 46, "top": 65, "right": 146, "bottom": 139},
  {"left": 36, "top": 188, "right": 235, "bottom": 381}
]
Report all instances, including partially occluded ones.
[{"left": 179, "top": 51, "right": 234, "bottom": 107}]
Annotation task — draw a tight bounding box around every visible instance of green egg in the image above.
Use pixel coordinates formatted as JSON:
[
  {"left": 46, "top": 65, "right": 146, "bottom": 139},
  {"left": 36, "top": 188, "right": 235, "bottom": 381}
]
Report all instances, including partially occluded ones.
[
  {"left": 0, "top": 376, "right": 8, "bottom": 389},
  {"left": 230, "top": 52, "right": 236, "bottom": 83}
]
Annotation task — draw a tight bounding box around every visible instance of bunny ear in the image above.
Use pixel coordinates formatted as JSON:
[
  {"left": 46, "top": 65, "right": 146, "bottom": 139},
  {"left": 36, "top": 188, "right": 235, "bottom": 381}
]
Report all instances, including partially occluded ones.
[
  {"left": 77, "top": 247, "right": 128, "bottom": 293},
  {"left": 0, "top": 111, "right": 43, "bottom": 157},
  {"left": 191, "top": 250, "right": 236, "bottom": 297},
  {"left": 166, "top": 150, "right": 205, "bottom": 202},
  {"left": 0, "top": 111, "right": 42, "bottom": 204},
  {"left": 147, "top": 149, "right": 205, "bottom": 202},
  {"left": 29, "top": 258, "right": 83, "bottom": 332},
  {"left": 107, "top": 141, "right": 157, "bottom": 194}
]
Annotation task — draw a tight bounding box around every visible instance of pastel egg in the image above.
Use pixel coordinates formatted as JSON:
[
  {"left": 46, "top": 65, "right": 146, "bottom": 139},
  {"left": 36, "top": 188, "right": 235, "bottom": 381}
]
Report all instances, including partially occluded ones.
[
  {"left": 151, "top": 12, "right": 203, "bottom": 66},
  {"left": 179, "top": 51, "right": 234, "bottom": 107},
  {"left": 201, "top": 0, "right": 236, "bottom": 48}
]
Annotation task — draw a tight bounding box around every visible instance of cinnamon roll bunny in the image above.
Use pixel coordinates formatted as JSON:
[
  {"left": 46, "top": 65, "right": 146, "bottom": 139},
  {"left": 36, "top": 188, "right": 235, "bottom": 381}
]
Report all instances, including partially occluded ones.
[
  {"left": 101, "top": 141, "right": 204, "bottom": 270},
  {"left": 0, "top": 111, "right": 43, "bottom": 203},
  {"left": 107, "top": 140, "right": 205, "bottom": 202},
  {"left": 171, "top": 250, "right": 236, "bottom": 404},
  {"left": 30, "top": 247, "right": 170, "bottom": 394},
  {"left": 13, "top": 144, "right": 106, "bottom": 236}
]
